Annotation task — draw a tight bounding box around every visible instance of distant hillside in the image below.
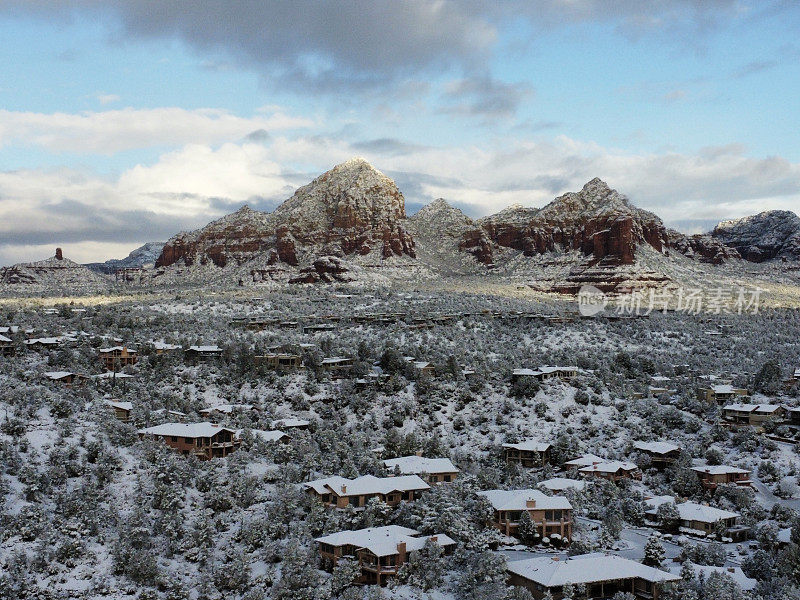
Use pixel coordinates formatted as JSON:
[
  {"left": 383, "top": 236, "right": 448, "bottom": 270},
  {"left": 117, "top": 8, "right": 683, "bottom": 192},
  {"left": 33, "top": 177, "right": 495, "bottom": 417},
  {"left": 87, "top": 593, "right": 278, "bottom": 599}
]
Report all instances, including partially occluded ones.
[{"left": 85, "top": 242, "right": 165, "bottom": 274}]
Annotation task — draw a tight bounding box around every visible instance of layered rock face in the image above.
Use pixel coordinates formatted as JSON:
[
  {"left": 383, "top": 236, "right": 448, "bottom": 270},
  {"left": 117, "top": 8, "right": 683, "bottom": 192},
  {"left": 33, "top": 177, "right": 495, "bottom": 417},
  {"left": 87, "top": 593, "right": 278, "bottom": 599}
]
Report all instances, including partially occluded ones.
[
  {"left": 155, "top": 206, "right": 272, "bottom": 269},
  {"left": 154, "top": 158, "right": 415, "bottom": 276},
  {"left": 712, "top": 210, "right": 800, "bottom": 262},
  {"left": 471, "top": 178, "right": 670, "bottom": 266},
  {"left": 272, "top": 157, "right": 415, "bottom": 259},
  {"left": 0, "top": 249, "right": 111, "bottom": 293}
]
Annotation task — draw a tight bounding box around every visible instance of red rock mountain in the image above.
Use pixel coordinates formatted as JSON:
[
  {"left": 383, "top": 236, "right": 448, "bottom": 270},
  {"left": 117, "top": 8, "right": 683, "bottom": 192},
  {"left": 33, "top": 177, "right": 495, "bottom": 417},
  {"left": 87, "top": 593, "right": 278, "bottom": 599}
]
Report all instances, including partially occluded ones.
[
  {"left": 155, "top": 158, "right": 415, "bottom": 276},
  {"left": 458, "top": 178, "right": 738, "bottom": 267}
]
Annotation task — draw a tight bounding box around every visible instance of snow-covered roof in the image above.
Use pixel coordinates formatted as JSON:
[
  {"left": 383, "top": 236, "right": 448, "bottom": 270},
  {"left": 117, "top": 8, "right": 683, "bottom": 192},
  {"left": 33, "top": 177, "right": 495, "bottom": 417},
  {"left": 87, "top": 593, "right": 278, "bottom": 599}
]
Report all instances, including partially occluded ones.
[
  {"left": 248, "top": 429, "right": 288, "bottom": 443},
  {"left": 0, "top": 334, "right": 11, "bottom": 343},
  {"left": 25, "top": 337, "right": 61, "bottom": 345},
  {"left": 315, "top": 525, "right": 455, "bottom": 557},
  {"left": 105, "top": 400, "right": 133, "bottom": 411},
  {"left": 691, "top": 465, "right": 751, "bottom": 476},
  {"left": 502, "top": 440, "right": 552, "bottom": 452},
  {"left": 138, "top": 422, "right": 237, "bottom": 438},
  {"left": 506, "top": 553, "right": 680, "bottom": 587},
  {"left": 710, "top": 384, "right": 743, "bottom": 394},
  {"left": 563, "top": 453, "right": 605, "bottom": 468},
  {"left": 99, "top": 346, "right": 136, "bottom": 353},
  {"left": 200, "top": 404, "right": 254, "bottom": 414},
  {"left": 778, "top": 528, "right": 792, "bottom": 544},
  {"left": 722, "top": 403, "right": 783, "bottom": 413},
  {"left": 43, "top": 371, "right": 75, "bottom": 380},
  {"left": 304, "top": 474, "right": 430, "bottom": 497},
  {"left": 644, "top": 495, "right": 676, "bottom": 513},
  {"left": 633, "top": 441, "right": 680, "bottom": 455},
  {"left": 92, "top": 372, "right": 134, "bottom": 379},
  {"left": 321, "top": 356, "right": 351, "bottom": 364},
  {"left": 383, "top": 456, "right": 459, "bottom": 475},
  {"left": 513, "top": 366, "right": 578, "bottom": 377},
  {"left": 270, "top": 418, "right": 310, "bottom": 429},
  {"left": 477, "top": 489, "right": 572, "bottom": 511},
  {"left": 674, "top": 564, "right": 756, "bottom": 591},
  {"left": 579, "top": 460, "right": 639, "bottom": 475},
  {"left": 187, "top": 345, "right": 222, "bottom": 352},
  {"left": 538, "top": 478, "right": 586, "bottom": 493},
  {"left": 674, "top": 501, "right": 739, "bottom": 523},
  {"left": 0, "top": 326, "right": 19, "bottom": 334},
  {"left": 151, "top": 341, "right": 181, "bottom": 350}
]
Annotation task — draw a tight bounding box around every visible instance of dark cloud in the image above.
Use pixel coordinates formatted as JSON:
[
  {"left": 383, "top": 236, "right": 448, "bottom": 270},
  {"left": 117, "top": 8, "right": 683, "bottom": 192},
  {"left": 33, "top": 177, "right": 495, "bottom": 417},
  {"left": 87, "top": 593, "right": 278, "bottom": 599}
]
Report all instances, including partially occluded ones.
[
  {"left": 242, "top": 129, "right": 271, "bottom": 144},
  {"left": 440, "top": 75, "right": 533, "bottom": 120},
  {"left": 352, "top": 138, "right": 430, "bottom": 156},
  {"left": 0, "top": 199, "right": 207, "bottom": 246},
  {"left": 0, "top": 0, "right": 752, "bottom": 98}
]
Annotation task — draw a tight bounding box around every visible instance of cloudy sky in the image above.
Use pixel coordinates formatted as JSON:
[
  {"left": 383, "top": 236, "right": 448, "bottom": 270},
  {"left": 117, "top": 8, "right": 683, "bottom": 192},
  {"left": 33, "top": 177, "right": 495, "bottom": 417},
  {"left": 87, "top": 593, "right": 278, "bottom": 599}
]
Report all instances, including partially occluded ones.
[{"left": 1, "top": 1, "right": 799, "bottom": 265}]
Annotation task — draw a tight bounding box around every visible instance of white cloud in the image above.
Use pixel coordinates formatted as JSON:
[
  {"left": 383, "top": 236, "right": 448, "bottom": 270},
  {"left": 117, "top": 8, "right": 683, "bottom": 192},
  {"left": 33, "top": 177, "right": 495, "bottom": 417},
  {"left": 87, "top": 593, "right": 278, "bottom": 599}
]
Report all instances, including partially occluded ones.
[
  {"left": 1, "top": 133, "right": 799, "bottom": 265},
  {"left": 0, "top": 107, "right": 314, "bottom": 154}
]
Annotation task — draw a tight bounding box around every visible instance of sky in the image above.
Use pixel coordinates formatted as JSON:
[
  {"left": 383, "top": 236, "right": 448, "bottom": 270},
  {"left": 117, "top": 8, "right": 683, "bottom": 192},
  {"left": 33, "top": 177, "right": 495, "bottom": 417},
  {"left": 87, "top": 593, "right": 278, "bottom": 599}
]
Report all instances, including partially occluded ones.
[{"left": 0, "top": 0, "right": 799, "bottom": 265}]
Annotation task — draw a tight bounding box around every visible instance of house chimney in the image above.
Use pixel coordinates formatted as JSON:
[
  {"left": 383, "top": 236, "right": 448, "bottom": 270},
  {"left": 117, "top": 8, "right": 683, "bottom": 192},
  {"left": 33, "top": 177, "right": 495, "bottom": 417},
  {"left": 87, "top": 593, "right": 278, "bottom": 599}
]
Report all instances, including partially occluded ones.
[
  {"left": 55, "top": 247, "right": 63, "bottom": 260},
  {"left": 415, "top": 450, "right": 423, "bottom": 457},
  {"left": 430, "top": 536, "right": 438, "bottom": 543},
  {"left": 397, "top": 542, "right": 407, "bottom": 561},
  {"left": 526, "top": 499, "right": 537, "bottom": 509},
  {"left": 551, "top": 556, "right": 560, "bottom": 561},
  {"left": 341, "top": 485, "right": 347, "bottom": 494},
  {"left": 728, "top": 567, "right": 735, "bottom": 573}
]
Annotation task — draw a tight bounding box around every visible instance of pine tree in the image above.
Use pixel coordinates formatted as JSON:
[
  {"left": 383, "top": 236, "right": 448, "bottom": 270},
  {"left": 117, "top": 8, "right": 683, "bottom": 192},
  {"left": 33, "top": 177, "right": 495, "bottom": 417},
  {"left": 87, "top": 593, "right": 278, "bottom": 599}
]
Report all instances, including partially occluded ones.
[
  {"left": 517, "top": 510, "right": 539, "bottom": 545},
  {"left": 643, "top": 535, "right": 665, "bottom": 567}
]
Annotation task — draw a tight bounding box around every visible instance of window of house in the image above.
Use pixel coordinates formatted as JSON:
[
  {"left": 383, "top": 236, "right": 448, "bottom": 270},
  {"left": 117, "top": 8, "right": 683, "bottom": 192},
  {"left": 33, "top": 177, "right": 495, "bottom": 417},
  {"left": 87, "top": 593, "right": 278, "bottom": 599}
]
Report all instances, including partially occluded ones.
[
  {"left": 443, "top": 474, "right": 451, "bottom": 482},
  {"left": 171, "top": 436, "right": 178, "bottom": 442}
]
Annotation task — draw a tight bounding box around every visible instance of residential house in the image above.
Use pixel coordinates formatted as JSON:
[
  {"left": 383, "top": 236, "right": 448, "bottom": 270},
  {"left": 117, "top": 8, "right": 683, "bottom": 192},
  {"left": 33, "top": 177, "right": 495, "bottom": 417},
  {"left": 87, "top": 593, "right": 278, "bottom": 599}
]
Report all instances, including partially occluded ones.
[
  {"left": 673, "top": 565, "right": 756, "bottom": 592},
  {"left": 249, "top": 429, "right": 289, "bottom": 443},
  {"left": 0, "top": 334, "right": 13, "bottom": 356},
  {"left": 105, "top": 400, "right": 133, "bottom": 422},
  {"left": 403, "top": 356, "right": 435, "bottom": 376},
  {"left": 321, "top": 356, "right": 355, "bottom": 378},
  {"left": 43, "top": 371, "right": 87, "bottom": 387},
  {"left": 632, "top": 441, "right": 681, "bottom": 469},
  {"left": 786, "top": 406, "right": 800, "bottom": 427},
  {"left": 383, "top": 455, "right": 460, "bottom": 484},
  {"left": 579, "top": 460, "right": 642, "bottom": 482},
  {"left": 150, "top": 341, "right": 182, "bottom": 354},
  {"left": 25, "top": 337, "right": 62, "bottom": 351},
  {"left": 691, "top": 465, "right": 752, "bottom": 490},
  {"left": 303, "top": 474, "right": 430, "bottom": 509},
  {"left": 502, "top": 440, "right": 552, "bottom": 468},
  {"left": 538, "top": 478, "right": 586, "bottom": 493},
  {"left": 478, "top": 489, "right": 573, "bottom": 541},
  {"left": 722, "top": 403, "right": 786, "bottom": 427},
  {"left": 98, "top": 346, "right": 138, "bottom": 371},
  {"left": 185, "top": 345, "right": 223, "bottom": 362},
  {"left": 137, "top": 422, "right": 240, "bottom": 460},
  {"left": 153, "top": 408, "right": 188, "bottom": 421},
  {"left": 506, "top": 553, "right": 679, "bottom": 599},
  {"left": 562, "top": 453, "right": 605, "bottom": 471},
  {"left": 697, "top": 384, "right": 749, "bottom": 404},
  {"left": 199, "top": 404, "right": 257, "bottom": 418},
  {"left": 271, "top": 418, "right": 310, "bottom": 430},
  {"left": 645, "top": 497, "right": 748, "bottom": 541},
  {"left": 303, "top": 323, "right": 337, "bottom": 334},
  {"left": 254, "top": 353, "right": 303, "bottom": 371},
  {"left": 315, "top": 525, "right": 455, "bottom": 586},
  {"left": 512, "top": 366, "right": 578, "bottom": 383}
]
